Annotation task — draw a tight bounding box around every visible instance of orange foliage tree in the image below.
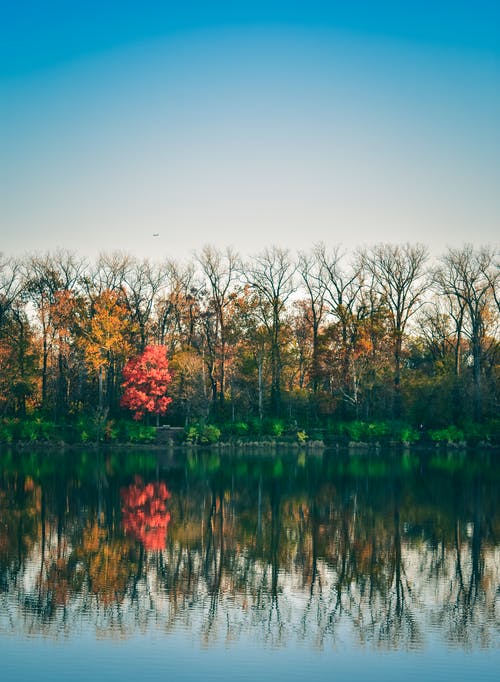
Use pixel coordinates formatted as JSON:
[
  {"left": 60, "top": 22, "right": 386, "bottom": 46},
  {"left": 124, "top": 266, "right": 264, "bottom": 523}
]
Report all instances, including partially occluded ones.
[{"left": 78, "top": 289, "right": 134, "bottom": 412}]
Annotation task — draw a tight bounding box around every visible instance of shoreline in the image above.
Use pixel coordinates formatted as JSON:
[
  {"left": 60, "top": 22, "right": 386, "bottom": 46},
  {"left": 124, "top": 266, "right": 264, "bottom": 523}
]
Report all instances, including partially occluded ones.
[{"left": 2, "top": 437, "right": 499, "bottom": 453}]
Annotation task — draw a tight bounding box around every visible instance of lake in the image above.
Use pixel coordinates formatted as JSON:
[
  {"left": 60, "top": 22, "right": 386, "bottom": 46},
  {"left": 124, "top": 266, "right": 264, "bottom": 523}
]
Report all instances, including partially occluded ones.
[{"left": 0, "top": 446, "right": 499, "bottom": 681}]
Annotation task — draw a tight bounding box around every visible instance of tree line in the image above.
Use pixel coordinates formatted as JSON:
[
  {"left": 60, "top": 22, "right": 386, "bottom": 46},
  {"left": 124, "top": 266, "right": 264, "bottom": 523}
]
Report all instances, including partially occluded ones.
[{"left": 0, "top": 243, "right": 498, "bottom": 436}]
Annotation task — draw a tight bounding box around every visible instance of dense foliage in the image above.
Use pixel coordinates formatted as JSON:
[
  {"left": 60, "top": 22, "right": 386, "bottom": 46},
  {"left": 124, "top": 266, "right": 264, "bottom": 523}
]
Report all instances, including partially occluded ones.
[
  {"left": 0, "top": 243, "right": 498, "bottom": 440},
  {"left": 121, "top": 345, "right": 172, "bottom": 422}
]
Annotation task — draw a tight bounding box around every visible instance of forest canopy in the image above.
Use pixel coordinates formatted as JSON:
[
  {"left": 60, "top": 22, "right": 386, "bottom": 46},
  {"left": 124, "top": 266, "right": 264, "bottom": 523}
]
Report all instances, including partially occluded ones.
[{"left": 0, "top": 243, "right": 498, "bottom": 438}]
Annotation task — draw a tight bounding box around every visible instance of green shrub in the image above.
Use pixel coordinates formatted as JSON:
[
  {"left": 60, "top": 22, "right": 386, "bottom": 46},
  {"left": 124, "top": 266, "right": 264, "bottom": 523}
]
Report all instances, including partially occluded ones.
[
  {"left": 366, "top": 421, "right": 390, "bottom": 440},
  {"left": 429, "top": 425, "right": 465, "bottom": 443},
  {"left": 335, "top": 420, "right": 366, "bottom": 441},
  {"left": 233, "top": 421, "right": 249, "bottom": 436},
  {"left": 0, "top": 417, "right": 59, "bottom": 442},
  {"left": 18, "top": 418, "right": 57, "bottom": 442},
  {"left": 343, "top": 421, "right": 368, "bottom": 441},
  {"left": 259, "top": 418, "right": 286, "bottom": 438},
  {"left": 75, "top": 416, "right": 97, "bottom": 443},
  {"left": 18, "top": 420, "right": 37, "bottom": 441},
  {"left": 117, "top": 420, "right": 156, "bottom": 443},
  {"left": 270, "top": 419, "right": 285, "bottom": 438},
  {"left": 396, "top": 425, "right": 421, "bottom": 443},
  {"left": 200, "top": 424, "right": 221, "bottom": 444},
  {"left": 0, "top": 419, "right": 15, "bottom": 443},
  {"left": 385, "top": 422, "right": 420, "bottom": 444},
  {"left": 248, "top": 417, "right": 264, "bottom": 436},
  {"left": 185, "top": 425, "right": 199, "bottom": 444},
  {"left": 220, "top": 420, "right": 249, "bottom": 440},
  {"left": 326, "top": 420, "right": 420, "bottom": 444},
  {"left": 461, "top": 421, "right": 489, "bottom": 445},
  {"left": 184, "top": 423, "right": 221, "bottom": 445}
]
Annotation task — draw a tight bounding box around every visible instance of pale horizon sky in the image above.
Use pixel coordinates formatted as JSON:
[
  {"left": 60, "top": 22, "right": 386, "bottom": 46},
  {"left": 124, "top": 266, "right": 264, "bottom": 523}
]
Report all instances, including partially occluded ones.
[{"left": 1, "top": 1, "right": 499, "bottom": 261}]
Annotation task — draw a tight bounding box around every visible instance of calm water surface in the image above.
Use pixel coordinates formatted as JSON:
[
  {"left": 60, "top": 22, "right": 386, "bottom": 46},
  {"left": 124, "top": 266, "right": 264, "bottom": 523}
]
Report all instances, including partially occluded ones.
[{"left": 0, "top": 446, "right": 499, "bottom": 681}]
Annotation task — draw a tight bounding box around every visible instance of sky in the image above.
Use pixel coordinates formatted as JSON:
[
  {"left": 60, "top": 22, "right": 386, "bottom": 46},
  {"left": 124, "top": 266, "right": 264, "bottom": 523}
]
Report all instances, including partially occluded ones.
[{"left": 1, "top": 1, "right": 499, "bottom": 262}]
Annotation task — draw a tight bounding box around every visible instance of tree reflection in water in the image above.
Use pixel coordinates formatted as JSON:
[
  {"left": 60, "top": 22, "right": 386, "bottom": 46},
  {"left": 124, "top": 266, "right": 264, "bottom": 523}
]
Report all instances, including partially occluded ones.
[
  {"left": 0, "top": 448, "right": 499, "bottom": 650},
  {"left": 121, "top": 476, "right": 171, "bottom": 551}
]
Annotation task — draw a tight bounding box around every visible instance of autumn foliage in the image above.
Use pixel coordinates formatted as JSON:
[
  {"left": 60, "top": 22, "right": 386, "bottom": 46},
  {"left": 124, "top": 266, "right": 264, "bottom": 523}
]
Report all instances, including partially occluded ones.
[
  {"left": 121, "top": 476, "right": 171, "bottom": 550},
  {"left": 0, "top": 246, "right": 498, "bottom": 430},
  {"left": 121, "top": 344, "right": 172, "bottom": 420}
]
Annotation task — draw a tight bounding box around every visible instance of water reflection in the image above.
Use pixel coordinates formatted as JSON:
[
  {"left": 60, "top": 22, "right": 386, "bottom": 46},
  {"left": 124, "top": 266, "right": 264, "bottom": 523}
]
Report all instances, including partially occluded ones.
[
  {"left": 0, "top": 448, "right": 498, "bottom": 650},
  {"left": 121, "top": 477, "right": 171, "bottom": 550}
]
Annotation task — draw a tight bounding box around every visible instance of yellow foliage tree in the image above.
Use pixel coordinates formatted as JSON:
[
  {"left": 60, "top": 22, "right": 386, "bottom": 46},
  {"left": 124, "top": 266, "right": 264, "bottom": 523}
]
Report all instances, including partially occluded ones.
[{"left": 78, "top": 289, "right": 136, "bottom": 411}]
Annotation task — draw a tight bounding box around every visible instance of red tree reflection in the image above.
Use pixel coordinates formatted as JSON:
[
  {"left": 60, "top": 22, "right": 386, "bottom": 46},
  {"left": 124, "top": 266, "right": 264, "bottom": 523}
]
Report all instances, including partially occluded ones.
[{"left": 121, "top": 476, "right": 171, "bottom": 550}]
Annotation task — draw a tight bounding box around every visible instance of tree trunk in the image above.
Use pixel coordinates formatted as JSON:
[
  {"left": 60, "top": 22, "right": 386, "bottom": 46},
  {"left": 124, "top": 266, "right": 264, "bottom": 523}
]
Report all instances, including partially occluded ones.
[
  {"left": 393, "top": 334, "right": 402, "bottom": 419},
  {"left": 98, "top": 365, "right": 104, "bottom": 412},
  {"left": 472, "top": 335, "right": 482, "bottom": 421},
  {"left": 257, "top": 354, "right": 263, "bottom": 422}
]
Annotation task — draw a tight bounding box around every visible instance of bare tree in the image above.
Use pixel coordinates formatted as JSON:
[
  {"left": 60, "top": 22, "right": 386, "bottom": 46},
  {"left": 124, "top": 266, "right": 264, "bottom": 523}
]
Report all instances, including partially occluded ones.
[
  {"left": 153, "top": 260, "right": 208, "bottom": 423},
  {"left": 486, "top": 248, "right": 500, "bottom": 314},
  {"left": 124, "top": 258, "right": 166, "bottom": 350},
  {"left": 0, "top": 254, "right": 24, "bottom": 333},
  {"left": 154, "top": 260, "right": 200, "bottom": 352},
  {"left": 360, "top": 243, "right": 429, "bottom": 418},
  {"left": 244, "top": 247, "right": 296, "bottom": 418},
  {"left": 418, "top": 299, "right": 458, "bottom": 371},
  {"left": 297, "top": 249, "right": 327, "bottom": 394},
  {"left": 81, "top": 251, "right": 131, "bottom": 303},
  {"left": 0, "top": 257, "right": 32, "bottom": 416},
  {"left": 434, "top": 245, "right": 499, "bottom": 420},
  {"left": 197, "top": 246, "right": 240, "bottom": 411},
  {"left": 316, "top": 244, "right": 364, "bottom": 414}
]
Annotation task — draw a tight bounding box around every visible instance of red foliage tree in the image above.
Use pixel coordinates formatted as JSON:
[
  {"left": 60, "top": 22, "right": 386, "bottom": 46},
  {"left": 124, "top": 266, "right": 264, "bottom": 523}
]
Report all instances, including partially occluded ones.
[
  {"left": 121, "top": 344, "right": 172, "bottom": 421},
  {"left": 121, "top": 476, "right": 171, "bottom": 551}
]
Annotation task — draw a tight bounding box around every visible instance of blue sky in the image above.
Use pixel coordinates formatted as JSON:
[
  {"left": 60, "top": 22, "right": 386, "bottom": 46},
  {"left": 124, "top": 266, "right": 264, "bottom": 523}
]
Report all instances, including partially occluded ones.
[{"left": 1, "top": 1, "right": 499, "bottom": 259}]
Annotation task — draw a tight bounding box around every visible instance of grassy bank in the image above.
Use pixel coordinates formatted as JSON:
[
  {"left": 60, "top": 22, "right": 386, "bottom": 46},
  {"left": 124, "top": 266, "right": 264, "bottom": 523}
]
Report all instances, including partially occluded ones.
[{"left": 1, "top": 415, "right": 499, "bottom": 449}]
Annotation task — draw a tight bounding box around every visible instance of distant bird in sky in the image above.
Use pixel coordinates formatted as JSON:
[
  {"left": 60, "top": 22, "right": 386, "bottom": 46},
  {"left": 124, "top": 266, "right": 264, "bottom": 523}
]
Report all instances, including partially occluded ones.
[{"left": 152, "top": 233, "right": 159, "bottom": 237}]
